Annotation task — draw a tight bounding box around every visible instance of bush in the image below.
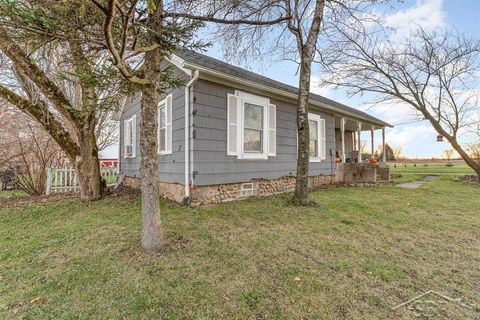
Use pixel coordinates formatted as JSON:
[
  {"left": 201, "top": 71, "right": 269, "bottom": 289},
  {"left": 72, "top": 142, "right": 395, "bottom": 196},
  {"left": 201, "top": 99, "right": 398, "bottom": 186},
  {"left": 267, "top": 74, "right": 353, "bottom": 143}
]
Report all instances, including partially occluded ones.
[
  {"left": 445, "top": 163, "right": 454, "bottom": 167},
  {"left": 423, "top": 164, "right": 429, "bottom": 167}
]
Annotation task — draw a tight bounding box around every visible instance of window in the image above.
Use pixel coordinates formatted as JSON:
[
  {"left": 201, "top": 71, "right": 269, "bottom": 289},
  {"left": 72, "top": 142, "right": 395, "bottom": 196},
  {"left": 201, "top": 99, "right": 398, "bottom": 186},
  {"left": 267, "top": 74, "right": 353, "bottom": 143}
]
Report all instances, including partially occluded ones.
[
  {"left": 227, "top": 91, "right": 276, "bottom": 159},
  {"left": 124, "top": 115, "right": 136, "bottom": 158},
  {"left": 158, "top": 104, "right": 166, "bottom": 152},
  {"left": 308, "top": 113, "right": 326, "bottom": 162},
  {"left": 243, "top": 103, "right": 264, "bottom": 153},
  {"left": 309, "top": 119, "right": 318, "bottom": 157},
  {"left": 157, "top": 95, "right": 172, "bottom": 154}
]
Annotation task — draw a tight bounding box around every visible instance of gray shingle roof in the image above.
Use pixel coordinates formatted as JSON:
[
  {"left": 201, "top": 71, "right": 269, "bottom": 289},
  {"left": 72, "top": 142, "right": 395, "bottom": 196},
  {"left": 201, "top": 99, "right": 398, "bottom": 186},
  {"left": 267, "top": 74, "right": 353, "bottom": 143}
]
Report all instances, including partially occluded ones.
[{"left": 175, "top": 49, "right": 392, "bottom": 127}]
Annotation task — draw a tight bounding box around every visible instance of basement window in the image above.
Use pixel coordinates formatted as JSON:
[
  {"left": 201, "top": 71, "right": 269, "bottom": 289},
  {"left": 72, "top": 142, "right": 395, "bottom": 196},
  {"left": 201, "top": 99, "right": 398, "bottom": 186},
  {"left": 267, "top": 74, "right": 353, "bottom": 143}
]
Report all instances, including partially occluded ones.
[{"left": 238, "top": 182, "right": 257, "bottom": 197}]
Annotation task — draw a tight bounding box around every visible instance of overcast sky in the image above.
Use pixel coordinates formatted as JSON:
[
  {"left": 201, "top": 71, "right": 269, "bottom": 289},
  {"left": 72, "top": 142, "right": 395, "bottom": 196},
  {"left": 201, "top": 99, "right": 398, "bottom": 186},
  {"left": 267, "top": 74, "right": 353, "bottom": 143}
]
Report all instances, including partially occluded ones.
[{"left": 203, "top": 0, "right": 480, "bottom": 159}]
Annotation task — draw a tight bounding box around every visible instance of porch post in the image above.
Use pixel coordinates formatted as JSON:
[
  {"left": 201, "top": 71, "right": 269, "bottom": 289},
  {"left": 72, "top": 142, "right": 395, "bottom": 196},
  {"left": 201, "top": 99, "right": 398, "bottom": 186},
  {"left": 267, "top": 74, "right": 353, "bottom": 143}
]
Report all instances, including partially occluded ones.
[
  {"left": 341, "top": 117, "right": 346, "bottom": 162},
  {"left": 382, "top": 127, "right": 386, "bottom": 162},
  {"left": 357, "top": 121, "right": 362, "bottom": 162},
  {"left": 371, "top": 125, "right": 375, "bottom": 159}
]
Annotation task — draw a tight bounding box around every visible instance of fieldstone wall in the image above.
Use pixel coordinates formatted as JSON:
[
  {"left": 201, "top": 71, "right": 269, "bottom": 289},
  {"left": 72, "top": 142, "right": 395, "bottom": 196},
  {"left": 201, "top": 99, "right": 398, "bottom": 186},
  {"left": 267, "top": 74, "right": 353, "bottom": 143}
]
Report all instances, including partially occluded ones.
[
  {"left": 191, "top": 175, "right": 335, "bottom": 205},
  {"left": 122, "top": 174, "right": 335, "bottom": 205},
  {"left": 122, "top": 176, "right": 141, "bottom": 188},
  {"left": 122, "top": 176, "right": 184, "bottom": 203},
  {"left": 258, "top": 177, "right": 296, "bottom": 195}
]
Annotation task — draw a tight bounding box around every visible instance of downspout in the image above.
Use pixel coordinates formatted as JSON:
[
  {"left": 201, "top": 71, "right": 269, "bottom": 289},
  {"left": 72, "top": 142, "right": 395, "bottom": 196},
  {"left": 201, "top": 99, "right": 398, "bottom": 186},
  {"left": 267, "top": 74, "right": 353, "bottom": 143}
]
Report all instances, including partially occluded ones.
[{"left": 183, "top": 69, "right": 199, "bottom": 204}]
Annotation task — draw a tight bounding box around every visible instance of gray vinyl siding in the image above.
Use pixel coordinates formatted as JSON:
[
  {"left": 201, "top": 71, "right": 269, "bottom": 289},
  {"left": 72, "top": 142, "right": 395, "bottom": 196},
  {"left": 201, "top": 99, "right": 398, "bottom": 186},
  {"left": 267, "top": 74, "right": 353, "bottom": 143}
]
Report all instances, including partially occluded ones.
[
  {"left": 190, "top": 79, "right": 337, "bottom": 186},
  {"left": 119, "top": 61, "right": 188, "bottom": 183},
  {"left": 119, "top": 94, "right": 140, "bottom": 178}
]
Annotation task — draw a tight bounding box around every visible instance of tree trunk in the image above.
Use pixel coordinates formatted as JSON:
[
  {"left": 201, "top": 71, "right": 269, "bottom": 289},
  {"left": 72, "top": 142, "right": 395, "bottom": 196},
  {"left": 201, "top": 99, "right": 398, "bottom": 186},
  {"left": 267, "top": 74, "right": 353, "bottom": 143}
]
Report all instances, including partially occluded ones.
[
  {"left": 75, "top": 126, "right": 102, "bottom": 201},
  {"left": 139, "top": 0, "right": 165, "bottom": 252},
  {"left": 293, "top": 57, "right": 312, "bottom": 205},
  {"left": 446, "top": 135, "right": 480, "bottom": 181},
  {"left": 423, "top": 112, "right": 480, "bottom": 181},
  {"left": 291, "top": 0, "right": 325, "bottom": 206},
  {"left": 139, "top": 81, "right": 164, "bottom": 251}
]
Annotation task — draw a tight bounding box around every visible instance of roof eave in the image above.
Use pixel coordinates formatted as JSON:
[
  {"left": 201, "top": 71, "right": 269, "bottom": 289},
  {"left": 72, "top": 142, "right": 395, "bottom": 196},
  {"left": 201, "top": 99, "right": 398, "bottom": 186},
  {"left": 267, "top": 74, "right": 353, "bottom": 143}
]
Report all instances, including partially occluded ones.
[{"left": 180, "top": 59, "right": 393, "bottom": 128}]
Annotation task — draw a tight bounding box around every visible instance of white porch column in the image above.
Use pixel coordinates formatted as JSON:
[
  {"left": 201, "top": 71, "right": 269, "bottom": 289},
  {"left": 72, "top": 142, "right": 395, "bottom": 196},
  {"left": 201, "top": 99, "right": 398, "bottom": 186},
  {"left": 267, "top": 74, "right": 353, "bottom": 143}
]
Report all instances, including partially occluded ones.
[
  {"left": 382, "top": 128, "right": 386, "bottom": 162},
  {"left": 371, "top": 125, "right": 375, "bottom": 159},
  {"left": 340, "top": 117, "right": 346, "bottom": 162},
  {"left": 357, "top": 121, "right": 362, "bottom": 162}
]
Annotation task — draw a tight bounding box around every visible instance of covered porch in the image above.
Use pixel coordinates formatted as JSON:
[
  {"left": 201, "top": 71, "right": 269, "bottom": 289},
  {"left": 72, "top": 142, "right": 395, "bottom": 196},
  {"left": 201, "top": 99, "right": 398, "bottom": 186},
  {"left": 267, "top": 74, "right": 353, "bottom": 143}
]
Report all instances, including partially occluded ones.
[
  {"left": 334, "top": 116, "right": 389, "bottom": 163},
  {"left": 334, "top": 116, "right": 391, "bottom": 184}
]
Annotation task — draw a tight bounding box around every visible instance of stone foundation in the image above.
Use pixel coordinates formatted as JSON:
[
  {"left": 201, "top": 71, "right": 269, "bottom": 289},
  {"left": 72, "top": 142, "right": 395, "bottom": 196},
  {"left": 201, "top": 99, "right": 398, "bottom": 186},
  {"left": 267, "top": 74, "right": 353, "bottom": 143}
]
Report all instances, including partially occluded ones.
[
  {"left": 122, "top": 176, "right": 184, "bottom": 203},
  {"left": 190, "top": 175, "right": 335, "bottom": 205},
  {"left": 122, "top": 174, "right": 335, "bottom": 205},
  {"left": 336, "top": 163, "right": 390, "bottom": 184}
]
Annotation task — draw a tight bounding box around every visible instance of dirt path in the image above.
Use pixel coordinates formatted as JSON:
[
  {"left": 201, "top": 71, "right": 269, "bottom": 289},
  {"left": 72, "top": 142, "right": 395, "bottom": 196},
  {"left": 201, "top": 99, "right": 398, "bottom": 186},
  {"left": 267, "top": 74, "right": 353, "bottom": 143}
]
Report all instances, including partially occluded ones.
[{"left": 397, "top": 175, "right": 439, "bottom": 189}]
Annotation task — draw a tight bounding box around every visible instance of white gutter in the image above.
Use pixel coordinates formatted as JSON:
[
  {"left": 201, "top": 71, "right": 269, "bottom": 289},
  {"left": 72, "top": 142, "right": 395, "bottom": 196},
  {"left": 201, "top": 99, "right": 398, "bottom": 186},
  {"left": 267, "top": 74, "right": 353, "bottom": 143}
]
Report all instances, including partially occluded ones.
[{"left": 184, "top": 69, "right": 199, "bottom": 203}]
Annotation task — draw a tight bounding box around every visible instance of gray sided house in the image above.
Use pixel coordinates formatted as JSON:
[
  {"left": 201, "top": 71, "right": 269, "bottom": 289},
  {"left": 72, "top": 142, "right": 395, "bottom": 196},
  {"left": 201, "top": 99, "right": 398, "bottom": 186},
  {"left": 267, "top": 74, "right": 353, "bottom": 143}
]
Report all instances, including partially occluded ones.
[{"left": 117, "top": 50, "right": 392, "bottom": 205}]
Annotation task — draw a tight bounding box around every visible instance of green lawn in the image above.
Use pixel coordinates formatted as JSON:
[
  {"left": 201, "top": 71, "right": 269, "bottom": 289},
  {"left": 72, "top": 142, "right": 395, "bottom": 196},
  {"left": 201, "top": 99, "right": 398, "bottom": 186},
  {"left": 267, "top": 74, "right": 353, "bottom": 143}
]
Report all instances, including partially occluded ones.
[
  {"left": 391, "top": 163, "right": 475, "bottom": 175},
  {"left": 1, "top": 177, "right": 479, "bottom": 319}
]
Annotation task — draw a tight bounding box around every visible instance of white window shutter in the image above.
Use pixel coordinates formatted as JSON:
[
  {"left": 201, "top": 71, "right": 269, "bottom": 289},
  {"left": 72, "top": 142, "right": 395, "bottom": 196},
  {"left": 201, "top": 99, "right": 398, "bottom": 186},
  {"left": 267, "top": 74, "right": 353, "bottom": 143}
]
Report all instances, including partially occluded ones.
[
  {"left": 319, "top": 118, "right": 326, "bottom": 160},
  {"left": 165, "top": 95, "right": 172, "bottom": 154},
  {"left": 131, "top": 115, "right": 136, "bottom": 157},
  {"left": 227, "top": 93, "right": 239, "bottom": 155},
  {"left": 123, "top": 120, "right": 128, "bottom": 158},
  {"left": 157, "top": 107, "right": 161, "bottom": 154},
  {"left": 268, "top": 104, "right": 276, "bottom": 156}
]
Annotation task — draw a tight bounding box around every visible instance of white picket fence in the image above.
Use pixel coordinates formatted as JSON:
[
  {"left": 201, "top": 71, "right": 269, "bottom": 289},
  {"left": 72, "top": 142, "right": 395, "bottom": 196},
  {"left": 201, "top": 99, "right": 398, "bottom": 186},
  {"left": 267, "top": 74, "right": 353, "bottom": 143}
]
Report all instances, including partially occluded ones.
[{"left": 46, "top": 167, "right": 119, "bottom": 194}]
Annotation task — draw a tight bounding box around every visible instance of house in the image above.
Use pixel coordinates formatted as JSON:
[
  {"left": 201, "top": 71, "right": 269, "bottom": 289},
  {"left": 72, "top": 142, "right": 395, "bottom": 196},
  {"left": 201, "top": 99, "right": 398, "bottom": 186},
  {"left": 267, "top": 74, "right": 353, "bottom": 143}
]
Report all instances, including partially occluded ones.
[{"left": 116, "top": 49, "right": 392, "bottom": 205}]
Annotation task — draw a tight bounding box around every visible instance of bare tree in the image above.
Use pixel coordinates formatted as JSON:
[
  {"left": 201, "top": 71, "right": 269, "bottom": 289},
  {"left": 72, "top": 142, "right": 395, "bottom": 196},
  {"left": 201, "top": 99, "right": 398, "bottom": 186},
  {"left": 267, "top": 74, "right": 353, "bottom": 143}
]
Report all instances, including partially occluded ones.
[
  {"left": 321, "top": 26, "right": 480, "bottom": 179},
  {"left": 96, "top": 110, "right": 119, "bottom": 152},
  {"left": 0, "top": 105, "right": 67, "bottom": 195},
  {"left": 194, "top": 0, "right": 387, "bottom": 205},
  {"left": 466, "top": 116, "right": 480, "bottom": 160},
  {"left": 468, "top": 143, "right": 480, "bottom": 160},
  {"left": 442, "top": 149, "right": 455, "bottom": 162}
]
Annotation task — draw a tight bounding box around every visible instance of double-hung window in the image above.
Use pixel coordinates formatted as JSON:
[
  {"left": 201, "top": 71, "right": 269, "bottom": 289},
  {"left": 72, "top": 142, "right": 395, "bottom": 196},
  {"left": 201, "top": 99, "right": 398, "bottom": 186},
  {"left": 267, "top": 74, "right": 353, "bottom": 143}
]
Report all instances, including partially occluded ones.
[
  {"left": 308, "top": 113, "right": 326, "bottom": 162},
  {"left": 124, "top": 115, "right": 136, "bottom": 158},
  {"left": 227, "top": 91, "right": 276, "bottom": 159},
  {"left": 157, "top": 94, "right": 172, "bottom": 154},
  {"left": 243, "top": 103, "right": 264, "bottom": 154}
]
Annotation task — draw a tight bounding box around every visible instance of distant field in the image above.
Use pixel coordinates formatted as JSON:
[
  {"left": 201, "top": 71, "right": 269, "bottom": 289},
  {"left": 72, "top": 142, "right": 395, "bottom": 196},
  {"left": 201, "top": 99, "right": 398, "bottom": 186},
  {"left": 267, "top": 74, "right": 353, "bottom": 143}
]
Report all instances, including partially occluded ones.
[{"left": 390, "top": 163, "right": 475, "bottom": 175}]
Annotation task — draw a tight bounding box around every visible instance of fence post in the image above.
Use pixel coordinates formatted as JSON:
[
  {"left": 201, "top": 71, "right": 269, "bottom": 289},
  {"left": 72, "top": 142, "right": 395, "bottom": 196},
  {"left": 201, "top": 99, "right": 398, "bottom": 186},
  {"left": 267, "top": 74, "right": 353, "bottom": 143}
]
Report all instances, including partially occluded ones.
[
  {"left": 46, "top": 168, "right": 52, "bottom": 195},
  {"left": 73, "top": 167, "right": 77, "bottom": 192}
]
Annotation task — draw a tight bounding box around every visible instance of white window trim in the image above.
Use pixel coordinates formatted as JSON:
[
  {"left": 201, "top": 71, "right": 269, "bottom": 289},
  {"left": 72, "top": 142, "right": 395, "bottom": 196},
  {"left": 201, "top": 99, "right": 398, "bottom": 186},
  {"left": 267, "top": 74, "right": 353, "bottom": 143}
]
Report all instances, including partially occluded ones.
[
  {"left": 235, "top": 90, "right": 270, "bottom": 160},
  {"left": 124, "top": 115, "right": 136, "bottom": 158},
  {"left": 308, "top": 113, "right": 326, "bottom": 162},
  {"left": 157, "top": 95, "right": 172, "bottom": 155}
]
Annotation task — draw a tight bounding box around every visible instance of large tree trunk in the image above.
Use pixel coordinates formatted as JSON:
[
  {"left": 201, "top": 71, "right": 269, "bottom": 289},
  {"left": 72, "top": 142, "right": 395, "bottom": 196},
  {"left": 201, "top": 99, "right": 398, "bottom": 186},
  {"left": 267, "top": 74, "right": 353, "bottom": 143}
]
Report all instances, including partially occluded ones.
[
  {"left": 293, "top": 57, "right": 312, "bottom": 205},
  {"left": 75, "top": 126, "right": 102, "bottom": 201},
  {"left": 446, "top": 135, "right": 480, "bottom": 181},
  {"left": 423, "top": 112, "right": 480, "bottom": 181},
  {"left": 139, "top": 80, "right": 164, "bottom": 251},
  {"left": 291, "top": 0, "right": 325, "bottom": 205},
  {"left": 139, "top": 0, "right": 165, "bottom": 252}
]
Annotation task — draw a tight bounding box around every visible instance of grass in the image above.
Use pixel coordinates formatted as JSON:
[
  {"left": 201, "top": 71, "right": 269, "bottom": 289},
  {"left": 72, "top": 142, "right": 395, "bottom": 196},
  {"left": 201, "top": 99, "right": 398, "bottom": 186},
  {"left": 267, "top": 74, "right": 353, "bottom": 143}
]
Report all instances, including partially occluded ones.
[
  {"left": 1, "top": 177, "right": 479, "bottom": 319},
  {"left": 0, "top": 190, "right": 27, "bottom": 199},
  {"left": 391, "top": 163, "right": 475, "bottom": 175}
]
